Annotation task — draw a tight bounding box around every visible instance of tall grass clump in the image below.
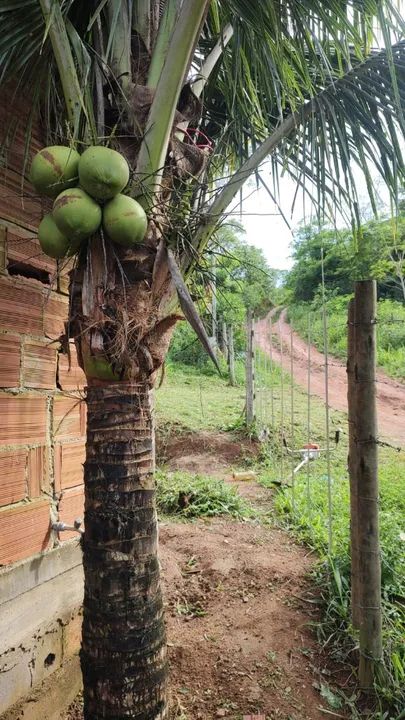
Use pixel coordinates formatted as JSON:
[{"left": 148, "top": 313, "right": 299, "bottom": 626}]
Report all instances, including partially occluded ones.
[
  {"left": 263, "top": 450, "right": 405, "bottom": 716},
  {"left": 156, "top": 470, "right": 254, "bottom": 520}
]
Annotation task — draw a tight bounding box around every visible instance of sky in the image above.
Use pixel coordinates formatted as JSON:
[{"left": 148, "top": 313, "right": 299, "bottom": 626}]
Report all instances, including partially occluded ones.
[
  {"left": 238, "top": 172, "right": 297, "bottom": 271},
  {"left": 237, "top": 163, "right": 395, "bottom": 272}
]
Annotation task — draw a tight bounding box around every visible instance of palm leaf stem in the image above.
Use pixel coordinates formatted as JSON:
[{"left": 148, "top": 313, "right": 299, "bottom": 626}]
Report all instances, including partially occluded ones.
[
  {"left": 189, "top": 109, "right": 303, "bottom": 261},
  {"left": 147, "top": 0, "right": 180, "bottom": 88},
  {"left": 192, "top": 22, "right": 234, "bottom": 98},
  {"left": 135, "top": 0, "right": 210, "bottom": 202},
  {"left": 38, "top": 0, "right": 85, "bottom": 137},
  {"left": 106, "top": 0, "right": 132, "bottom": 96}
]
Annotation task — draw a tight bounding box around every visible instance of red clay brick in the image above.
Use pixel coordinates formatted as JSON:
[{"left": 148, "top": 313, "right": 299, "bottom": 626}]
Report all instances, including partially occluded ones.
[
  {"left": 0, "top": 84, "right": 43, "bottom": 174},
  {"left": 0, "top": 276, "right": 44, "bottom": 336},
  {"left": 0, "top": 225, "right": 6, "bottom": 271},
  {"left": 58, "top": 486, "right": 84, "bottom": 541},
  {"left": 58, "top": 344, "right": 86, "bottom": 391},
  {"left": 0, "top": 450, "right": 27, "bottom": 506},
  {"left": 28, "top": 446, "right": 49, "bottom": 498},
  {"left": 0, "top": 167, "right": 46, "bottom": 231},
  {"left": 7, "top": 229, "right": 57, "bottom": 276},
  {"left": 80, "top": 401, "right": 87, "bottom": 436},
  {"left": 57, "top": 257, "right": 74, "bottom": 296},
  {"left": 0, "top": 499, "right": 51, "bottom": 565},
  {"left": 43, "top": 293, "right": 69, "bottom": 340},
  {"left": 55, "top": 440, "right": 85, "bottom": 491},
  {"left": 23, "top": 340, "right": 57, "bottom": 389},
  {"left": 0, "top": 334, "right": 20, "bottom": 387},
  {"left": 0, "top": 394, "right": 47, "bottom": 444},
  {"left": 53, "top": 396, "right": 84, "bottom": 441}
]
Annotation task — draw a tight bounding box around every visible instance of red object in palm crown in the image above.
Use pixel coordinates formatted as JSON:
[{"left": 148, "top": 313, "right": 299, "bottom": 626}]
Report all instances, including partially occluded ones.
[{"left": 183, "top": 127, "right": 214, "bottom": 151}]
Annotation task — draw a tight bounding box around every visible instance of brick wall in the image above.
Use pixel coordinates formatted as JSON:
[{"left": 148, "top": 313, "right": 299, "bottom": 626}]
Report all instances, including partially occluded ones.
[
  {"left": 0, "top": 87, "right": 87, "bottom": 566},
  {"left": 0, "top": 87, "right": 86, "bottom": 715}
]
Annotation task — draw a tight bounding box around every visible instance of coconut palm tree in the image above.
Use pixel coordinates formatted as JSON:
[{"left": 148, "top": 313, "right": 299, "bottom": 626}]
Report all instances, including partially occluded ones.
[{"left": 1, "top": 1, "right": 404, "bottom": 717}]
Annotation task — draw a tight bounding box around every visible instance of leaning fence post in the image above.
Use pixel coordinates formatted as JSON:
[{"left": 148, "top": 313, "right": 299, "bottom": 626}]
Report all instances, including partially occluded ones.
[
  {"left": 246, "top": 311, "right": 255, "bottom": 425},
  {"left": 228, "top": 324, "right": 236, "bottom": 386},
  {"left": 221, "top": 321, "right": 228, "bottom": 360},
  {"left": 353, "top": 280, "right": 382, "bottom": 689},
  {"left": 347, "top": 298, "right": 360, "bottom": 630}
]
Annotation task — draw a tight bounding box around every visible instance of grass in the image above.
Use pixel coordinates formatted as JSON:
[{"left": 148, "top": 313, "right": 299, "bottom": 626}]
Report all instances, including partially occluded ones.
[
  {"left": 156, "top": 360, "right": 246, "bottom": 432},
  {"left": 287, "top": 296, "right": 405, "bottom": 381}
]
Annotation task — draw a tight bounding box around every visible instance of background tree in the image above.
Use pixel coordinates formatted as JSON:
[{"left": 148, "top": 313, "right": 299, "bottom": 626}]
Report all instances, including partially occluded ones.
[
  {"left": 285, "top": 222, "right": 354, "bottom": 302},
  {"left": 286, "top": 209, "right": 405, "bottom": 305},
  {"left": 1, "top": 2, "right": 405, "bottom": 718},
  {"left": 170, "top": 222, "right": 279, "bottom": 368},
  {"left": 368, "top": 215, "right": 405, "bottom": 300}
]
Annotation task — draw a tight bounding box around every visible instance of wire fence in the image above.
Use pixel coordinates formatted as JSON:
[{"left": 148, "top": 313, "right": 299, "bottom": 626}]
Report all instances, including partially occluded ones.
[{"left": 249, "top": 298, "right": 405, "bottom": 559}]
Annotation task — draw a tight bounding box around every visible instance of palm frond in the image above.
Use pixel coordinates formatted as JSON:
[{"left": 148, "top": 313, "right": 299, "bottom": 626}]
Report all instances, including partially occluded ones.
[
  {"left": 200, "top": 0, "right": 405, "bottom": 170},
  {"left": 189, "top": 40, "right": 405, "bottom": 260}
]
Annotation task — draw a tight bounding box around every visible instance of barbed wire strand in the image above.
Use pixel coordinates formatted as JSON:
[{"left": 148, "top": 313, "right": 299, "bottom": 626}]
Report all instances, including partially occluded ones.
[
  {"left": 307, "top": 311, "right": 312, "bottom": 516},
  {"left": 290, "top": 323, "right": 296, "bottom": 513}
]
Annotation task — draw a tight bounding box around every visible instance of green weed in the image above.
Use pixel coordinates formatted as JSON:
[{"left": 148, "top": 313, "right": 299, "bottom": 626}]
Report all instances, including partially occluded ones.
[
  {"left": 156, "top": 469, "right": 255, "bottom": 520},
  {"left": 260, "top": 451, "right": 405, "bottom": 716}
]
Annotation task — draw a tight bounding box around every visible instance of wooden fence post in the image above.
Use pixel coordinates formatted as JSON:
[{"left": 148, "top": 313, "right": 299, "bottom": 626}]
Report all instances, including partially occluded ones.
[
  {"left": 228, "top": 324, "right": 236, "bottom": 386},
  {"left": 210, "top": 253, "right": 217, "bottom": 351},
  {"left": 353, "top": 280, "right": 382, "bottom": 689},
  {"left": 246, "top": 311, "right": 255, "bottom": 425},
  {"left": 221, "top": 321, "right": 228, "bottom": 360},
  {"left": 347, "top": 298, "right": 360, "bottom": 629}
]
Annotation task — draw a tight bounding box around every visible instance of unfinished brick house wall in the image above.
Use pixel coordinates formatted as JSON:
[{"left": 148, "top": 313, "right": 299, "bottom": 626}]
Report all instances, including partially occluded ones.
[{"left": 0, "top": 88, "right": 85, "bottom": 716}]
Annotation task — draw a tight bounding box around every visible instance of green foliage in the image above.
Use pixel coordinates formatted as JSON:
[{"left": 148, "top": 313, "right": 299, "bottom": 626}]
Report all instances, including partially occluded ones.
[
  {"left": 156, "top": 470, "right": 253, "bottom": 520},
  {"left": 270, "top": 457, "right": 405, "bottom": 716},
  {"left": 170, "top": 222, "right": 280, "bottom": 369},
  {"left": 285, "top": 223, "right": 354, "bottom": 303},
  {"left": 285, "top": 210, "right": 405, "bottom": 307},
  {"left": 288, "top": 296, "right": 405, "bottom": 380},
  {"left": 212, "top": 223, "right": 281, "bottom": 319}
]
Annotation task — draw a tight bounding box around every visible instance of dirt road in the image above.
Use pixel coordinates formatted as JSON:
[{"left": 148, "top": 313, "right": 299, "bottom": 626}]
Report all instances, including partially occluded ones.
[{"left": 255, "top": 309, "right": 405, "bottom": 447}]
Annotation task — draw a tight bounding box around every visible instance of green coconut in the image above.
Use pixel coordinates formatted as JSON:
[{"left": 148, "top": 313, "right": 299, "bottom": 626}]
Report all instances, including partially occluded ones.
[
  {"left": 53, "top": 188, "right": 102, "bottom": 241},
  {"left": 103, "top": 194, "right": 148, "bottom": 247},
  {"left": 78, "top": 146, "right": 130, "bottom": 200},
  {"left": 30, "top": 146, "right": 80, "bottom": 198},
  {"left": 38, "top": 214, "right": 81, "bottom": 259}
]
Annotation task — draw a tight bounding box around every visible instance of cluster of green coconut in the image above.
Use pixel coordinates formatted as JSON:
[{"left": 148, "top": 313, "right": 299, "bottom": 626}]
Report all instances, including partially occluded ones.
[{"left": 31, "top": 145, "right": 147, "bottom": 259}]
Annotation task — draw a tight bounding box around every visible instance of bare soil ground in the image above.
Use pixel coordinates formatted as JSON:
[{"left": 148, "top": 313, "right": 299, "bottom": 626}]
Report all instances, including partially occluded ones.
[
  {"left": 255, "top": 309, "right": 405, "bottom": 446},
  {"left": 162, "top": 434, "right": 346, "bottom": 719},
  {"left": 66, "top": 431, "right": 348, "bottom": 720}
]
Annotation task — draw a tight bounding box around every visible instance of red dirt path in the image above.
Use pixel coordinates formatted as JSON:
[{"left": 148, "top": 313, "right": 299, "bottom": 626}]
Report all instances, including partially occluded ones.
[
  {"left": 65, "top": 431, "right": 350, "bottom": 720},
  {"left": 255, "top": 309, "right": 405, "bottom": 447}
]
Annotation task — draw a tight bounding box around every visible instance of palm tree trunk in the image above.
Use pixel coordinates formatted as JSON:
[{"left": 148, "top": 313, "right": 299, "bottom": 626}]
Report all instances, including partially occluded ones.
[{"left": 81, "top": 382, "right": 168, "bottom": 720}]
